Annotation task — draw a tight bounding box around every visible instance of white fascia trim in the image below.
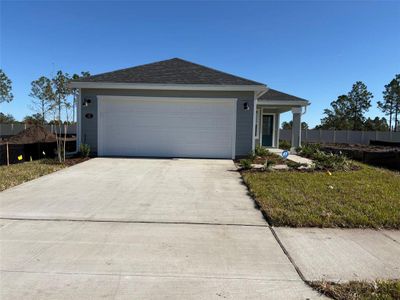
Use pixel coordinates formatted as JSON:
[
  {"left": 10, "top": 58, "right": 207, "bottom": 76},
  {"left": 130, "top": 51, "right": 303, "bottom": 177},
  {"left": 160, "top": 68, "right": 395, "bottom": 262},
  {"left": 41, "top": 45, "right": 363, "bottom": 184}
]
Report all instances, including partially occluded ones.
[
  {"left": 70, "top": 81, "right": 267, "bottom": 93},
  {"left": 255, "top": 87, "right": 269, "bottom": 98},
  {"left": 257, "top": 99, "right": 310, "bottom": 106}
]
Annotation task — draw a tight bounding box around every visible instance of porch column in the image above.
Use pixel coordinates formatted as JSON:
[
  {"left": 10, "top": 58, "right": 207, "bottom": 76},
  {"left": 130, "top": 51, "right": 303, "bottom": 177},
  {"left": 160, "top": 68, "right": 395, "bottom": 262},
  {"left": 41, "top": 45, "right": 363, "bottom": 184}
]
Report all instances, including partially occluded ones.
[
  {"left": 291, "top": 107, "right": 302, "bottom": 150},
  {"left": 76, "top": 88, "right": 81, "bottom": 152}
]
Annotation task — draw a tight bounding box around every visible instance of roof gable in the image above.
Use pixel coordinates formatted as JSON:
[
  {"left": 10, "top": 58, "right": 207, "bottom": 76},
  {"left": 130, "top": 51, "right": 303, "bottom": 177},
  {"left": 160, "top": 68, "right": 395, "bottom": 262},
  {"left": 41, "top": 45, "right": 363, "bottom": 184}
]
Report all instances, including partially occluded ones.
[
  {"left": 73, "top": 58, "right": 265, "bottom": 86},
  {"left": 259, "top": 88, "right": 308, "bottom": 103}
]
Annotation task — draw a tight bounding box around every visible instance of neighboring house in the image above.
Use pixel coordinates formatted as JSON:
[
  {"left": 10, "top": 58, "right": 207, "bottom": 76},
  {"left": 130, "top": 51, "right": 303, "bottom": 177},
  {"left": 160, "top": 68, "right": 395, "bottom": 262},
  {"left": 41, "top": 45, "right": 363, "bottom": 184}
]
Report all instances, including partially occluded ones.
[{"left": 70, "top": 58, "right": 309, "bottom": 159}]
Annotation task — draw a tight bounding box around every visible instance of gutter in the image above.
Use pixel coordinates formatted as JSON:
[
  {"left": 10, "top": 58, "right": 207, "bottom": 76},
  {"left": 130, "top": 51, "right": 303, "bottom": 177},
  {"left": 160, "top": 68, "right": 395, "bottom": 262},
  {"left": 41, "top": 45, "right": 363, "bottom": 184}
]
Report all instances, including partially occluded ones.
[{"left": 68, "top": 81, "right": 268, "bottom": 93}]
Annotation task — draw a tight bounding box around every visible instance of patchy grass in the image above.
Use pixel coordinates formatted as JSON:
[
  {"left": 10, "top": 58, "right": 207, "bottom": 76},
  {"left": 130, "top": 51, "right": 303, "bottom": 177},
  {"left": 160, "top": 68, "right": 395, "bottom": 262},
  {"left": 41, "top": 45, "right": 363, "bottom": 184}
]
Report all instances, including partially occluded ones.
[
  {"left": 0, "top": 158, "right": 88, "bottom": 192},
  {"left": 242, "top": 163, "right": 400, "bottom": 228},
  {"left": 311, "top": 280, "right": 400, "bottom": 300}
]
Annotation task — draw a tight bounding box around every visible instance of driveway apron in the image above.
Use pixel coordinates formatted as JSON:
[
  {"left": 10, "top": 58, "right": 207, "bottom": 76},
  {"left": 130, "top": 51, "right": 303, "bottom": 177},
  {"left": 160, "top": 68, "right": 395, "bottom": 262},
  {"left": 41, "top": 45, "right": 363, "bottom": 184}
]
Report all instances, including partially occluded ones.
[{"left": 0, "top": 158, "right": 324, "bottom": 299}]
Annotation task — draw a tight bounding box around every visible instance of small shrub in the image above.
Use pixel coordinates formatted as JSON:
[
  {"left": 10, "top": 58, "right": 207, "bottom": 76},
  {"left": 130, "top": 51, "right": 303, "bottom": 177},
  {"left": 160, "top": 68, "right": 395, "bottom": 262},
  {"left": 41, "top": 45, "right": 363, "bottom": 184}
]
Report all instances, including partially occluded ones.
[
  {"left": 298, "top": 143, "right": 321, "bottom": 158},
  {"left": 255, "top": 145, "right": 270, "bottom": 157},
  {"left": 286, "top": 161, "right": 306, "bottom": 169},
  {"left": 264, "top": 159, "right": 275, "bottom": 170},
  {"left": 279, "top": 140, "right": 291, "bottom": 150},
  {"left": 240, "top": 159, "right": 253, "bottom": 170},
  {"left": 248, "top": 151, "right": 256, "bottom": 162},
  {"left": 80, "top": 143, "right": 91, "bottom": 158},
  {"left": 296, "top": 144, "right": 355, "bottom": 171},
  {"left": 312, "top": 150, "right": 352, "bottom": 171}
]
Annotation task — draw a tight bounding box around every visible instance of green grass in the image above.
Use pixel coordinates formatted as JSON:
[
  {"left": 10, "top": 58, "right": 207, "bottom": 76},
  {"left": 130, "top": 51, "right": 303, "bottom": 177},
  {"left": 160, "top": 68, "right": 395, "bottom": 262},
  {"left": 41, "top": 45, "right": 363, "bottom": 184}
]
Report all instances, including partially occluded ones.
[
  {"left": 0, "top": 159, "right": 66, "bottom": 192},
  {"left": 242, "top": 163, "right": 400, "bottom": 228},
  {"left": 311, "top": 280, "right": 400, "bottom": 300}
]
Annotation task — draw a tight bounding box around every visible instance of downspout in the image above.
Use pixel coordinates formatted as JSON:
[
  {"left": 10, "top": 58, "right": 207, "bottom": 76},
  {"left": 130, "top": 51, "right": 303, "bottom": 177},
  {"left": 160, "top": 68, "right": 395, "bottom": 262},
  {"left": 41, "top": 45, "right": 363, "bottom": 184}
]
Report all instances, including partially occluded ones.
[{"left": 302, "top": 104, "right": 308, "bottom": 115}]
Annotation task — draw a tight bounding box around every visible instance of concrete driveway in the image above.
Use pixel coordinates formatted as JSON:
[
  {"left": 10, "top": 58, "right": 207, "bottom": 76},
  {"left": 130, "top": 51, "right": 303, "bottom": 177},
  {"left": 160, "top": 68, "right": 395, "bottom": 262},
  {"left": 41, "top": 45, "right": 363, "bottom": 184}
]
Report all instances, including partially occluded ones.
[{"left": 0, "top": 158, "right": 323, "bottom": 299}]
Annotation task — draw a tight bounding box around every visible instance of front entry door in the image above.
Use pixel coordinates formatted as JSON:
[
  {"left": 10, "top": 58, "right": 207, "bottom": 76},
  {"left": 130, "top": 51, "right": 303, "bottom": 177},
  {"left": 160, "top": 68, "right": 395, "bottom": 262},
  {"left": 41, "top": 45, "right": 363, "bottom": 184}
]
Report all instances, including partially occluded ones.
[{"left": 262, "top": 115, "right": 274, "bottom": 147}]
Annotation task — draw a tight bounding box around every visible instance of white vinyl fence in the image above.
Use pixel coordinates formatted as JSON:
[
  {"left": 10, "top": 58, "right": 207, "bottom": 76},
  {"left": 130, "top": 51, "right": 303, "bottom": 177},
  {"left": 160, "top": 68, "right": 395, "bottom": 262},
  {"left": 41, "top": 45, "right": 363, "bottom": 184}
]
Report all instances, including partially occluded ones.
[
  {"left": 280, "top": 129, "right": 400, "bottom": 145},
  {"left": 0, "top": 123, "right": 77, "bottom": 138}
]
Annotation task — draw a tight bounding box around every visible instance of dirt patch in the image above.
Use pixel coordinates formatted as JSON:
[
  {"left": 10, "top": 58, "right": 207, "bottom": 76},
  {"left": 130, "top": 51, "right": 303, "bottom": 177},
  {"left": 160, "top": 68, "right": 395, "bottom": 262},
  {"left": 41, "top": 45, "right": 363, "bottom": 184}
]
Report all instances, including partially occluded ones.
[
  {"left": 2, "top": 125, "right": 75, "bottom": 145},
  {"left": 323, "top": 143, "right": 400, "bottom": 152},
  {"left": 3, "top": 125, "right": 56, "bottom": 144},
  {"left": 0, "top": 125, "right": 77, "bottom": 165},
  {"left": 321, "top": 144, "right": 400, "bottom": 171}
]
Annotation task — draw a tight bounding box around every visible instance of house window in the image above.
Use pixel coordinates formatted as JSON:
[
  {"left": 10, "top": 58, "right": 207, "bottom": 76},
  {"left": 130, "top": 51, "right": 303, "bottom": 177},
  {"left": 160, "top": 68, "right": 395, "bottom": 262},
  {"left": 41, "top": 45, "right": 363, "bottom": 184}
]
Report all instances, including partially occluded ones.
[{"left": 255, "top": 109, "right": 261, "bottom": 138}]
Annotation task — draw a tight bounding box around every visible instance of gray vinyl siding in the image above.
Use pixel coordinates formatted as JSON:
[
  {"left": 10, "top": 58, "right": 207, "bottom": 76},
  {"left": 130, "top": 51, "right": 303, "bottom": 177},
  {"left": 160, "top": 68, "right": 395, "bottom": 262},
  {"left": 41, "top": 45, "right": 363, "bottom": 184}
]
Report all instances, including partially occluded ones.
[{"left": 80, "top": 89, "right": 255, "bottom": 157}]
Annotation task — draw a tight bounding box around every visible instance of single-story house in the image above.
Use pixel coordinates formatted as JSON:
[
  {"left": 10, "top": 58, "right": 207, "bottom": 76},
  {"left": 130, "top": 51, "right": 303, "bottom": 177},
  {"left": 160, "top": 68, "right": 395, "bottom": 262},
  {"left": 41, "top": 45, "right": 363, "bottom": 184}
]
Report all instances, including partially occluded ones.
[{"left": 70, "top": 58, "right": 309, "bottom": 159}]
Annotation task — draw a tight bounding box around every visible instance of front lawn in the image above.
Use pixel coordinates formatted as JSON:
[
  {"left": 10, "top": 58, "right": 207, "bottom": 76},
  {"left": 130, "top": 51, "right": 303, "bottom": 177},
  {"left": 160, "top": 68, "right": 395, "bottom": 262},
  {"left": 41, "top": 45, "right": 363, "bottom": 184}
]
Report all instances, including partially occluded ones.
[
  {"left": 311, "top": 280, "right": 400, "bottom": 300},
  {"left": 0, "top": 158, "right": 87, "bottom": 192},
  {"left": 242, "top": 163, "right": 400, "bottom": 228}
]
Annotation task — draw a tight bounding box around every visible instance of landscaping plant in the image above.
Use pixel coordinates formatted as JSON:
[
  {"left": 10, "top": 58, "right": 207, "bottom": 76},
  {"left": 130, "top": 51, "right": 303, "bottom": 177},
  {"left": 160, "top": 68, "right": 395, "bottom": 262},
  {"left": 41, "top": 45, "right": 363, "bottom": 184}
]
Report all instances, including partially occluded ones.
[
  {"left": 297, "top": 144, "right": 354, "bottom": 171},
  {"left": 240, "top": 158, "right": 252, "bottom": 170},
  {"left": 263, "top": 159, "right": 275, "bottom": 170},
  {"left": 297, "top": 143, "right": 321, "bottom": 158},
  {"left": 279, "top": 140, "right": 291, "bottom": 150},
  {"left": 247, "top": 150, "right": 257, "bottom": 162},
  {"left": 80, "top": 143, "right": 91, "bottom": 158},
  {"left": 312, "top": 149, "right": 352, "bottom": 171},
  {"left": 255, "top": 145, "right": 270, "bottom": 156}
]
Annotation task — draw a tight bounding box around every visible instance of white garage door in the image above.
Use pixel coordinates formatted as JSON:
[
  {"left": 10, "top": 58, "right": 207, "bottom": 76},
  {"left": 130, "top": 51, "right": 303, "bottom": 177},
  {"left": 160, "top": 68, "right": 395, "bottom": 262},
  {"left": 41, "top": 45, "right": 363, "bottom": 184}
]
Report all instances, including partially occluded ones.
[{"left": 98, "top": 96, "right": 237, "bottom": 158}]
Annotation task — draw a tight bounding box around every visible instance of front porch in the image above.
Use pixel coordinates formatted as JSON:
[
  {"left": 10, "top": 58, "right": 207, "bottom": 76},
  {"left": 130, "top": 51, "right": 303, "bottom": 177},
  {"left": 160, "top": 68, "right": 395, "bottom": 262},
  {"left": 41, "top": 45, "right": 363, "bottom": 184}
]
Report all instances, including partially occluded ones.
[{"left": 254, "top": 88, "right": 309, "bottom": 151}]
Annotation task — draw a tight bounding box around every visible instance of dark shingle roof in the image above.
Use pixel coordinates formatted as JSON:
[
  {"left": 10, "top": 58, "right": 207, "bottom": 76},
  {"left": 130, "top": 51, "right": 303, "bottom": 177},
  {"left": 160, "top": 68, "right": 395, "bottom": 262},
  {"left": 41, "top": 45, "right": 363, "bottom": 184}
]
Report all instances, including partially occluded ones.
[
  {"left": 259, "top": 88, "right": 308, "bottom": 102},
  {"left": 73, "top": 58, "right": 265, "bottom": 86}
]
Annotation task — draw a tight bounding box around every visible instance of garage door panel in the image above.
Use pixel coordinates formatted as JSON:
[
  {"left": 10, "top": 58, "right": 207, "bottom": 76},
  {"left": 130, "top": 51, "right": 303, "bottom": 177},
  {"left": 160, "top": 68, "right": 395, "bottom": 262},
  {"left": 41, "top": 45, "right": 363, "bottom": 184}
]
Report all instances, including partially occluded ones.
[
  {"left": 98, "top": 97, "right": 236, "bottom": 158},
  {"left": 101, "top": 112, "right": 232, "bottom": 130}
]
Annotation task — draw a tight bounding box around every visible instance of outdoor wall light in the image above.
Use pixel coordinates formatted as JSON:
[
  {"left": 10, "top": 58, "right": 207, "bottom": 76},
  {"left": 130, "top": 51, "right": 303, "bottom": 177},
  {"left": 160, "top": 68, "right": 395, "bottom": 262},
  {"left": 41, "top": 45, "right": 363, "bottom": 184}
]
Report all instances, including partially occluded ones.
[
  {"left": 82, "top": 98, "right": 92, "bottom": 107},
  {"left": 243, "top": 102, "right": 250, "bottom": 111}
]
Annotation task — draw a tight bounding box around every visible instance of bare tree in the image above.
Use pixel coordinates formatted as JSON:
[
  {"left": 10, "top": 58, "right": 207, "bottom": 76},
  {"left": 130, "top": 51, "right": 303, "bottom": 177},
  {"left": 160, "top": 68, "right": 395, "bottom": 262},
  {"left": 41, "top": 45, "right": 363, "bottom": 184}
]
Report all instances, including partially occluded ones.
[
  {"left": 29, "top": 76, "right": 53, "bottom": 124},
  {"left": 49, "top": 71, "right": 71, "bottom": 163}
]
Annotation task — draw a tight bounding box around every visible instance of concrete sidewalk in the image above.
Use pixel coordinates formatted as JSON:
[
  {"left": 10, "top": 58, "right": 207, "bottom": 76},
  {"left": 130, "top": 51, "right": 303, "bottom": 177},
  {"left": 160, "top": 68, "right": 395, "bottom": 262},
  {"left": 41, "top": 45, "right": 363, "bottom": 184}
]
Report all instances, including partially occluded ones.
[
  {"left": 0, "top": 219, "right": 325, "bottom": 299},
  {"left": 274, "top": 227, "right": 400, "bottom": 282}
]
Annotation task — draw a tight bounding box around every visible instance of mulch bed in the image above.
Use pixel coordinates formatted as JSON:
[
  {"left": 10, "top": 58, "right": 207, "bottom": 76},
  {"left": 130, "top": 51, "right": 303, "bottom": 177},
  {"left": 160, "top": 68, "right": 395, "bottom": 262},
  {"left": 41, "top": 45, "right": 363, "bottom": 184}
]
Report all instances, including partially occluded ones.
[
  {"left": 63, "top": 157, "right": 91, "bottom": 166},
  {"left": 253, "top": 155, "right": 286, "bottom": 165},
  {"left": 322, "top": 143, "right": 400, "bottom": 152}
]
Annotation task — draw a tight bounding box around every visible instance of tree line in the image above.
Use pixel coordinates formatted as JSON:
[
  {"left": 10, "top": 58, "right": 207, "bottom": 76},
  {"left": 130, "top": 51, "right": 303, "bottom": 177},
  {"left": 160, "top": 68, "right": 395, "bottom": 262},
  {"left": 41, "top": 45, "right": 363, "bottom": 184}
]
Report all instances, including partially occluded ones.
[
  {"left": 316, "top": 76, "right": 400, "bottom": 131},
  {"left": 0, "top": 69, "right": 90, "bottom": 162},
  {"left": 0, "top": 69, "right": 89, "bottom": 125},
  {"left": 1, "top": 70, "right": 399, "bottom": 132}
]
